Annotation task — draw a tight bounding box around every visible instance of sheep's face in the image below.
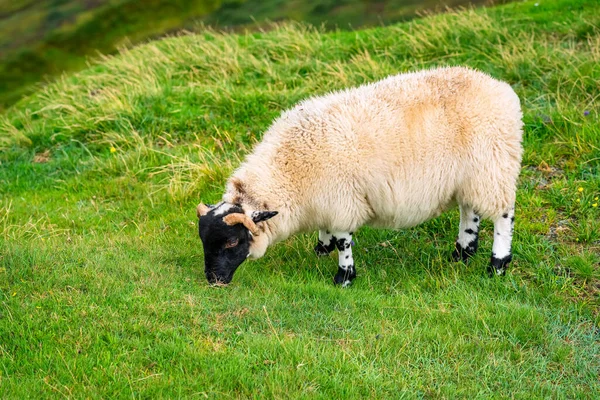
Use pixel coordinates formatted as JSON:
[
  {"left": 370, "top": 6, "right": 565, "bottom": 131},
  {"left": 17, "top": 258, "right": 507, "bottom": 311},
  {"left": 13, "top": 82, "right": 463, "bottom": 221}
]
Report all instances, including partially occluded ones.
[{"left": 197, "top": 203, "right": 277, "bottom": 284}]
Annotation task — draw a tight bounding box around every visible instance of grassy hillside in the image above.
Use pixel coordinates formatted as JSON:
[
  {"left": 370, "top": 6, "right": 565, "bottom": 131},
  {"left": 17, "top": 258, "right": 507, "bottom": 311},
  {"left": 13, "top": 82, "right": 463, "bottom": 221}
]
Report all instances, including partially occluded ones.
[
  {"left": 1, "top": 0, "right": 510, "bottom": 110},
  {"left": 204, "top": 0, "right": 507, "bottom": 29},
  {"left": 1, "top": 0, "right": 600, "bottom": 397},
  {"left": 0, "top": 0, "right": 220, "bottom": 109}
]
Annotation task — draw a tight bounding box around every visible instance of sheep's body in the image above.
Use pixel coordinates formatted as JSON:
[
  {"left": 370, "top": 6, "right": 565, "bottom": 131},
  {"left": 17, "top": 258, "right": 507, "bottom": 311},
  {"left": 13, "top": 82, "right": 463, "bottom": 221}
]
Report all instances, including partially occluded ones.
[{"left": 202, "top": 66, "right": 523, "bottom": 285}]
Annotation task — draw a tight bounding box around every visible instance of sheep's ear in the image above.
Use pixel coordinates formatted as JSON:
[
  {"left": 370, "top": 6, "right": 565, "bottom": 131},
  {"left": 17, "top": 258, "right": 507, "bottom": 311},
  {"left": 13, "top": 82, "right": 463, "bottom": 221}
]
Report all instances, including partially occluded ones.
[
  {"left": 196, "top": 203, "right": 213, "bottom": 218},
  {"left": 251, "top": 211, "right": 278, "bottom": 223}
]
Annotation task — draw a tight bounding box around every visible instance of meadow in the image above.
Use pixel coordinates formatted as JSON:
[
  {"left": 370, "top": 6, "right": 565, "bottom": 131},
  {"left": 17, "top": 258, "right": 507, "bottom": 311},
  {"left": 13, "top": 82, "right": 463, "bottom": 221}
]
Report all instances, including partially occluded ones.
[
  {"left": 1, "top": 0, "right": 599, "bottom": 397},
  {"left": 0, "top": 0, "right": 220, "bottom": 108},
  {"left": 0, "top": 0, "right": 507, "bottom": 110}
]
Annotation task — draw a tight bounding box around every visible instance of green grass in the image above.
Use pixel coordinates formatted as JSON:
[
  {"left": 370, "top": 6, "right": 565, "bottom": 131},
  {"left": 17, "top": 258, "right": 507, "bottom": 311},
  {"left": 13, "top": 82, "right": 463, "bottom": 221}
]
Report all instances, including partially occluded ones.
[
  {"left": 0, "top": 0, "right": 220, "bottom": 109},
  {"left": 204, "top": 0, "right": 508, "bottom": 30},
  {"left": 1, "top": 0, "right": 600, "bottom": 397},
  {"left": 0, "top": 0, "right": 510, "bottom": 110}
]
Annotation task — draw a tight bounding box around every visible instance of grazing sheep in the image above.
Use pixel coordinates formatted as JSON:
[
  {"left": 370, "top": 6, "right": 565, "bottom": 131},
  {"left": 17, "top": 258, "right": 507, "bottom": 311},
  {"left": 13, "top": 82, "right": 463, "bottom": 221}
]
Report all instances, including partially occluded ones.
[{"left": 197, "top": 66, "right": 523, "bottom": 286}]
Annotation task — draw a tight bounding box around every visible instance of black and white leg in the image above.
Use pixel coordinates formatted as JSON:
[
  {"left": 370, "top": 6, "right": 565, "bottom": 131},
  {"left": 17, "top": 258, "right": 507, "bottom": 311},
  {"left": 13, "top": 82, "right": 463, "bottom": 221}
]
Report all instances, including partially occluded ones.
[
  {"left": 314, "top": 230, "right": 336, "bottom": 256},
  {"left": 452, "top": 205, "right": 480, "bottom": 262},
  {"left": 489, "top": 209, "right": 515, "bottom": 276},
  {"left": 333, "top": 232, "right": 356, "bottom": 287}
]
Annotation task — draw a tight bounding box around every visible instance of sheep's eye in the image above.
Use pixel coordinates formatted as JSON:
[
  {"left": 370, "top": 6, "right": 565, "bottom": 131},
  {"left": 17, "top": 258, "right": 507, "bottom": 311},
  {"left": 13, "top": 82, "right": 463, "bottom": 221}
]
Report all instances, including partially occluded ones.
[{"left": 224, "top": 238, "right": 239, "bottom": 248}]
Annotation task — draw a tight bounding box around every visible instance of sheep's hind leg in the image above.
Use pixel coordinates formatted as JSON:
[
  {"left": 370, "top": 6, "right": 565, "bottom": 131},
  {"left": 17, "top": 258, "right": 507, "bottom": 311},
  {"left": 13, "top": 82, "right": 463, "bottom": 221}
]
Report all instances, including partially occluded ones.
[
  {"left": 314, "top": 230, "right": 336, "bottom": 256},
  {"left": 452, "top": 205, "right": 481, "bottom": 262},
  {"left": 333, "top": 232, "right": 356, "bottom": 287},
  {"left": 489, "top": 208, "right": 515, "bottom": 276}
]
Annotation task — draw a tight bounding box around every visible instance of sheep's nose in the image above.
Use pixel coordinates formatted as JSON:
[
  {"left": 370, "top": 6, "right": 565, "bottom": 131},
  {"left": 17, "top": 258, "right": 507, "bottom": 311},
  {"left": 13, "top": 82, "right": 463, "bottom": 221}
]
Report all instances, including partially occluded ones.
[
  {"left": 205, "top": 271, "right": 217, "bottom": 284},
  {"left": 206, "top": 272, "right": 231, "bottom": 286}
]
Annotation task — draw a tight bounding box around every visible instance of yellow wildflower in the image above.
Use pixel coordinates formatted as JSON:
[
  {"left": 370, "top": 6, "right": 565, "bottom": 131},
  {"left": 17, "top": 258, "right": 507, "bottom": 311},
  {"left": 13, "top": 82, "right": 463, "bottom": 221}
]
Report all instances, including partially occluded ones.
[
  {"left": 595, "top": 197, "right": 599, "bottom": 201},
  {"left": 110, "top": 147, "right": 117, "bottom": 153},
  {"left": 576, "top": 198, "right": 580, "bottom": 202},
  {"left": 593, "top": 203, "right": 598, "bottom": 208},
  {"left": 577, "top": 187, "right": 583, "bottom": 192}
]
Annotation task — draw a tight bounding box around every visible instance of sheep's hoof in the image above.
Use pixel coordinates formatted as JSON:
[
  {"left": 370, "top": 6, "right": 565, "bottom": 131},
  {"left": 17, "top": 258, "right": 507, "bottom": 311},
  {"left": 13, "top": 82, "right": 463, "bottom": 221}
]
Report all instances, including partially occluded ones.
[
  {"left": 451, "top": 242, "right": 477, "bottom": 263},
  {"left": 487, "top": 255, "right": 512, "bottom": 277},
  {"left": 451, "top": 249, "right": 465, "bottom": 263},
  {"left": 314, "top": 241, "right": 335, "bottom": 257},
  {"left": 334, "top": 266, "right": 356, "bottom": 287},
  {"left": 487, "top": 265, "right": 506, "bottom": 277}
]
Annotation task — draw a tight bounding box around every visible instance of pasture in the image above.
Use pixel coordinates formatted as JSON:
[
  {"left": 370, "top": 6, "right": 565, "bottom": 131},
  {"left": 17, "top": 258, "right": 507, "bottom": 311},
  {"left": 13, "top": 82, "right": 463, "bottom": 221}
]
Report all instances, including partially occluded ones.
[{"left": 1, "top": 0, "right": 599, "bottom": 397}]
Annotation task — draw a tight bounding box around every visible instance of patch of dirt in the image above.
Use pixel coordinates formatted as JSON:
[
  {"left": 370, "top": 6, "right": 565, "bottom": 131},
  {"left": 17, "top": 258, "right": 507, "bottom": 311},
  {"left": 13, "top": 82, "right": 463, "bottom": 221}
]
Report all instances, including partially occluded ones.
[
  {"left": 546, "top": 219, "right": 572, "bottom": 241},
  {"left": 233, "top": 307, "right": 250, "bottom": 318},
  {"left": 33, "top": 150, "right": 50, "bottom": 163},
  {"left": 527, "top": 161, "right": 565, "bottom": 190}
]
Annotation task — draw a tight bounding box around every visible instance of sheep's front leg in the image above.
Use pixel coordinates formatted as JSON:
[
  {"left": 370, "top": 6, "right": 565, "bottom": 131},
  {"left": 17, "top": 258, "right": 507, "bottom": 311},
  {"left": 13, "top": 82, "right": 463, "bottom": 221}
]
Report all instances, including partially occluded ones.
[
  {"left": 314, "top": 230, "right": 336, "bottom": 256},
  {"left": 333, "top": 232, "right": 356, "bottom": 287}
]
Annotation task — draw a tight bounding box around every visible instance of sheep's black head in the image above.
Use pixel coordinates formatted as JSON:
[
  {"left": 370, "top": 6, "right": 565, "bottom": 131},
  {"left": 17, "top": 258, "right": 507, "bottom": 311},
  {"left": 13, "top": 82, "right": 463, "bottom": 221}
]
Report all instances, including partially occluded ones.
[{"left": 197, "top": 202, "right": 278, "bottom": 285}]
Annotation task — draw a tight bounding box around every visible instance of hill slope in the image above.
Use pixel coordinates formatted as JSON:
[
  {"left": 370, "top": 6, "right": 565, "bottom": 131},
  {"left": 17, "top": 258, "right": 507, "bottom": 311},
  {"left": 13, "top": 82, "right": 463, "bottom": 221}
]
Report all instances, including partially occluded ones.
[
  {"left": 1, "top": 0, "right": 599, "bottom": 397},
  {"left": 204, "top": 0, "right": 506, "bottom": 29},
  {"left": 0, "top": 0, "right": 220, "bottom": 108},
  {"left": 1, "top": 0, "right": 509, "bottom": 109}
]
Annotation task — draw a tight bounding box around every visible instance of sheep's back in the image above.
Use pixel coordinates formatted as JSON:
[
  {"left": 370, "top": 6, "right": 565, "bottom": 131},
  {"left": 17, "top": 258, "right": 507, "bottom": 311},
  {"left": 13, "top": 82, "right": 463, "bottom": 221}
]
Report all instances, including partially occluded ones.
[{"left": 245, "top": 67, "right": 523, "bottom": 230}]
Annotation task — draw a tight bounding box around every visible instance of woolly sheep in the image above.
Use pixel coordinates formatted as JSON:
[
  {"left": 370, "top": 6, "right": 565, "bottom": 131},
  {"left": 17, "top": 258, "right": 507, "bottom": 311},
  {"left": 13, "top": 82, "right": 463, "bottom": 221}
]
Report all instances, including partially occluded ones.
[{"left": 197, "top": 66, "right": 523, "bottom": 286}]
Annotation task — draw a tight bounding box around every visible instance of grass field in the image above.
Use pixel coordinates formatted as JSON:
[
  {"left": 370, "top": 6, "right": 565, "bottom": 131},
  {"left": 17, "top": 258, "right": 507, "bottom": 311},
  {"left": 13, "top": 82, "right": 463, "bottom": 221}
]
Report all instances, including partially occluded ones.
[
  {"left": 204, "top": 0, "right": 506, "bottom": 30},
  {"left": 1, "top": 0, "right": 600, "bottom": 397},
  {"left": 0, "top": 0, "right": 508, "bottom": 110},
  {"left": 0, "top": 0, "right": 220, "bottom": 109}
]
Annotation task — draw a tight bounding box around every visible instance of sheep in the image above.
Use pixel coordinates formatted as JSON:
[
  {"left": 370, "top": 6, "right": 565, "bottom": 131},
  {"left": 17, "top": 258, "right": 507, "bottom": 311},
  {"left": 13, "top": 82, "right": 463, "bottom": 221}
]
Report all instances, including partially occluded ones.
[{"left": 197, "top": 66, "right": 523, "bottom": 286}]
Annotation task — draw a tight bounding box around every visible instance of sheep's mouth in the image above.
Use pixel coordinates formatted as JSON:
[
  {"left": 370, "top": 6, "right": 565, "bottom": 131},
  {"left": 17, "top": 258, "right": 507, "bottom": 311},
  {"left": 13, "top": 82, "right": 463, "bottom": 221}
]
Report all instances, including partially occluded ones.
[
  {"left": 205, "top": 271, "right": 234, "bottom": 285},
  {"left": 208, "top": 281, "right": 230, "bottom": 287}
]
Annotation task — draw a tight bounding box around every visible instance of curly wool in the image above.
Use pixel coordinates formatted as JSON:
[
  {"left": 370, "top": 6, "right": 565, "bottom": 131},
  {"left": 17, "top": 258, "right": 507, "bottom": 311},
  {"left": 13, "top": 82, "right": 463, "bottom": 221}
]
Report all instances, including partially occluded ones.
[{"left": 221, "top": 66, "right": 523, "bottom": 258}]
